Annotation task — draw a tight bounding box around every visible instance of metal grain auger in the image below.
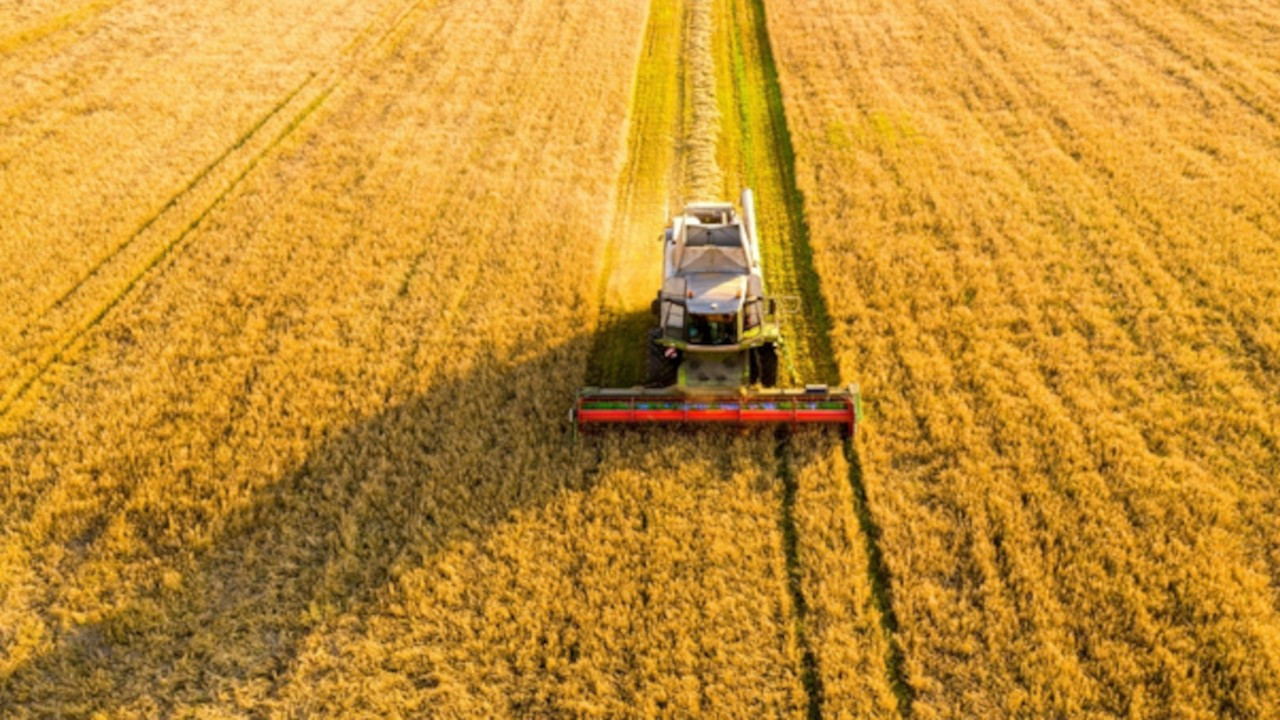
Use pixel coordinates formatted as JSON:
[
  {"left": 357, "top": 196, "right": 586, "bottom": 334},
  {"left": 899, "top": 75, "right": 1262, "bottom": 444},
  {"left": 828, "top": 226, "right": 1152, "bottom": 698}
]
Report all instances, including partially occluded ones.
[{"left": 573, "top": 189, "right": 861, "bottom": 440}]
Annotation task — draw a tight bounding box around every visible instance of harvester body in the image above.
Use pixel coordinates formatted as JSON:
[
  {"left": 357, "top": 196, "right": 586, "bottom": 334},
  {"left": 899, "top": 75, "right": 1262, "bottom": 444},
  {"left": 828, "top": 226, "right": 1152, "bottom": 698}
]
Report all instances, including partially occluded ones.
[
  {"left": 650, "top": 190, "right": 779, "bottom": 389},
  {"left": 574, "top": 189, "right": 859, "bottom": 438}
]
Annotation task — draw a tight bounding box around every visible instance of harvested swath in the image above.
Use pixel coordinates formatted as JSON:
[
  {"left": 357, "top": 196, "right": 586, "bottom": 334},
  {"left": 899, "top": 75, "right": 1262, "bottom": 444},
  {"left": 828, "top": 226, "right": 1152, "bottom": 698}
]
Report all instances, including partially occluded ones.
[{"left": 682, "top": 0, "right": 722, "bottom": 200}]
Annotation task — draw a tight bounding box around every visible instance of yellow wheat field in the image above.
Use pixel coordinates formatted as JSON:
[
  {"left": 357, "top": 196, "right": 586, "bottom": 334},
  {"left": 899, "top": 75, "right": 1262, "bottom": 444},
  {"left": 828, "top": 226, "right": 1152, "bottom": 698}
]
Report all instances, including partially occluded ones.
[
  {"left": 0, "top": 0, "right": 397, "bottom": 390},
  {"left": 767, "top": 0, "right": 1280, "bottom": 716},
  {"left": 0, "top": 0, "right": 814, "bottom": 715},
  {"left": 2, "top": 0, "right": 1279, "bottom": 716}
]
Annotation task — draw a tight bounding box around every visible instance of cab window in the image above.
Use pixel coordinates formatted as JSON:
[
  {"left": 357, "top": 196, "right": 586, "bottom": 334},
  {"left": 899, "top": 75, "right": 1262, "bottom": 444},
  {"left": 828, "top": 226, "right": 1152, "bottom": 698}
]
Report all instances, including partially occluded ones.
[{"left": 688, "top": 313, "right": 737, "bottom": 345}]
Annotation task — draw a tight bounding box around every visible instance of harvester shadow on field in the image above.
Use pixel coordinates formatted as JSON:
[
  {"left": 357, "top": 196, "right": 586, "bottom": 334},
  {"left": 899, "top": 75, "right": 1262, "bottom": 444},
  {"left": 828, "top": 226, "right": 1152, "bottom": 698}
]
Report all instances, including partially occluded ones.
[{"left": 1, "top": 336, "right": 621, "bottom": 713}]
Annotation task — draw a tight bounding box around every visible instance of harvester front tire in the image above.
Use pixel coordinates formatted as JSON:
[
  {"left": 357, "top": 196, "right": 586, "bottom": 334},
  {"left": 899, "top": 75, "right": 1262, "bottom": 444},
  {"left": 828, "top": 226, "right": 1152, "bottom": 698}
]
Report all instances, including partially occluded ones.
[
  {"left": 754, "top": 344, "right": 779, "bottom": 388},
  {"left": 646, "top": 329, "right": 679, "bottom": 387}
]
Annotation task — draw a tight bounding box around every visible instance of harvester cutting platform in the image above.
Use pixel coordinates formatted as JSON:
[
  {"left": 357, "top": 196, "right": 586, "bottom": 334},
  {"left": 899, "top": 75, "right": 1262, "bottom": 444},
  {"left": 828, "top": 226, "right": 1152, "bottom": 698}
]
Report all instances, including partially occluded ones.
[{"left": 573, "top": 189, "right": 860, "bottom": 438}]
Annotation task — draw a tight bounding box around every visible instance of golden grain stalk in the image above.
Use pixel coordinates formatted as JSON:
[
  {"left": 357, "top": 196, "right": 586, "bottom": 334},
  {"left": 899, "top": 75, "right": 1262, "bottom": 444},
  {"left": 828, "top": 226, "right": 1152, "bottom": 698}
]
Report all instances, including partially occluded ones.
[
  {"left": 767, "top": 0, "right": 1280, "bottom": 714},
  {"left": 0, "top": 0, "right": 812, "bottom": 714}
]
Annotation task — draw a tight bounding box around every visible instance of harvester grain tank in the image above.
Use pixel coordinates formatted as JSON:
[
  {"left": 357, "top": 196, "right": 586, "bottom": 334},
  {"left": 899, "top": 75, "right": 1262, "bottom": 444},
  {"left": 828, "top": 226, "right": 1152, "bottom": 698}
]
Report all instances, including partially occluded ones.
[{"left": 573, "top": 189, "right": 860, "bottom": 437}]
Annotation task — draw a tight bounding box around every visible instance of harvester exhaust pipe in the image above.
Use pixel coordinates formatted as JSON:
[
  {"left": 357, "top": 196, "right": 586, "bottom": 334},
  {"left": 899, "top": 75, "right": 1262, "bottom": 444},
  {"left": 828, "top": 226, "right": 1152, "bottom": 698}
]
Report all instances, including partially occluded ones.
[{"left": 741, "top": 188, "right": 762, "bottom": 269}]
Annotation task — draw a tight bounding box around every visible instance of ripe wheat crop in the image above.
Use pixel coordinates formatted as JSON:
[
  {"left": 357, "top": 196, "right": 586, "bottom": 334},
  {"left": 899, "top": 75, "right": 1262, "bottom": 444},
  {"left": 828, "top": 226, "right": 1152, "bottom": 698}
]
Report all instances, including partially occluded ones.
[
  {"left": 0, "top": 0, "right": 819, "bottom": 715},
  {"left": 766, "top": 0, "right": 1280, "bottom": 715},
  {"left": 0, "top": 0, "right": 395, "bottom": 411},
  {"left": 5, "top": 0, "right": 1278, "bottom": 715}
]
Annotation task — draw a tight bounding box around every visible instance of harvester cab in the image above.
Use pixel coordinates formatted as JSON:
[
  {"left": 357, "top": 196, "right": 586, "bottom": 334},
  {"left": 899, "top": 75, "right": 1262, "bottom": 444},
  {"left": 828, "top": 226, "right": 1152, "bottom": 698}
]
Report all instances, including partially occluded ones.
[{"left": 573, "top": 189, "right": 860, "bottom": 439}]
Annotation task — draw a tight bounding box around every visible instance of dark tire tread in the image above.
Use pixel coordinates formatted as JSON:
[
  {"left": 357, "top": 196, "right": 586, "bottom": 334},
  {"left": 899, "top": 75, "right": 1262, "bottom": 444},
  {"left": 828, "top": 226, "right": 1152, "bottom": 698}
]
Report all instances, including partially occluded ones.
[{"left": 753, "top": 344, "right": 779, "bottom": 388}]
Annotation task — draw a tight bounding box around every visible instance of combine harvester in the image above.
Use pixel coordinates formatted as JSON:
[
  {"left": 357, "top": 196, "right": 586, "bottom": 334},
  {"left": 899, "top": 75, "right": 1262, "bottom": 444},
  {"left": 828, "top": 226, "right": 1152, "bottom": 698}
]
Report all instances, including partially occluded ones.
[{"left": 573, "top": 189, "right": 860, "bottom": 439}]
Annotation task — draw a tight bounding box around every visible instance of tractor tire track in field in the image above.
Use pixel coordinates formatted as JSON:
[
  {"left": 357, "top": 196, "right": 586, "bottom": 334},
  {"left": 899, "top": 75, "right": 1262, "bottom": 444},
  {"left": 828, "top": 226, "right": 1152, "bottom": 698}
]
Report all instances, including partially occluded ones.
[
  {"left": 719, "top": 0, "right": 913, "bottom": 713},
  {"left": 0, "top": 0, "right": 435, "bottom": 424},
  {"left": 773, "top": 432, "right": 825, "bottom": 718}
]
